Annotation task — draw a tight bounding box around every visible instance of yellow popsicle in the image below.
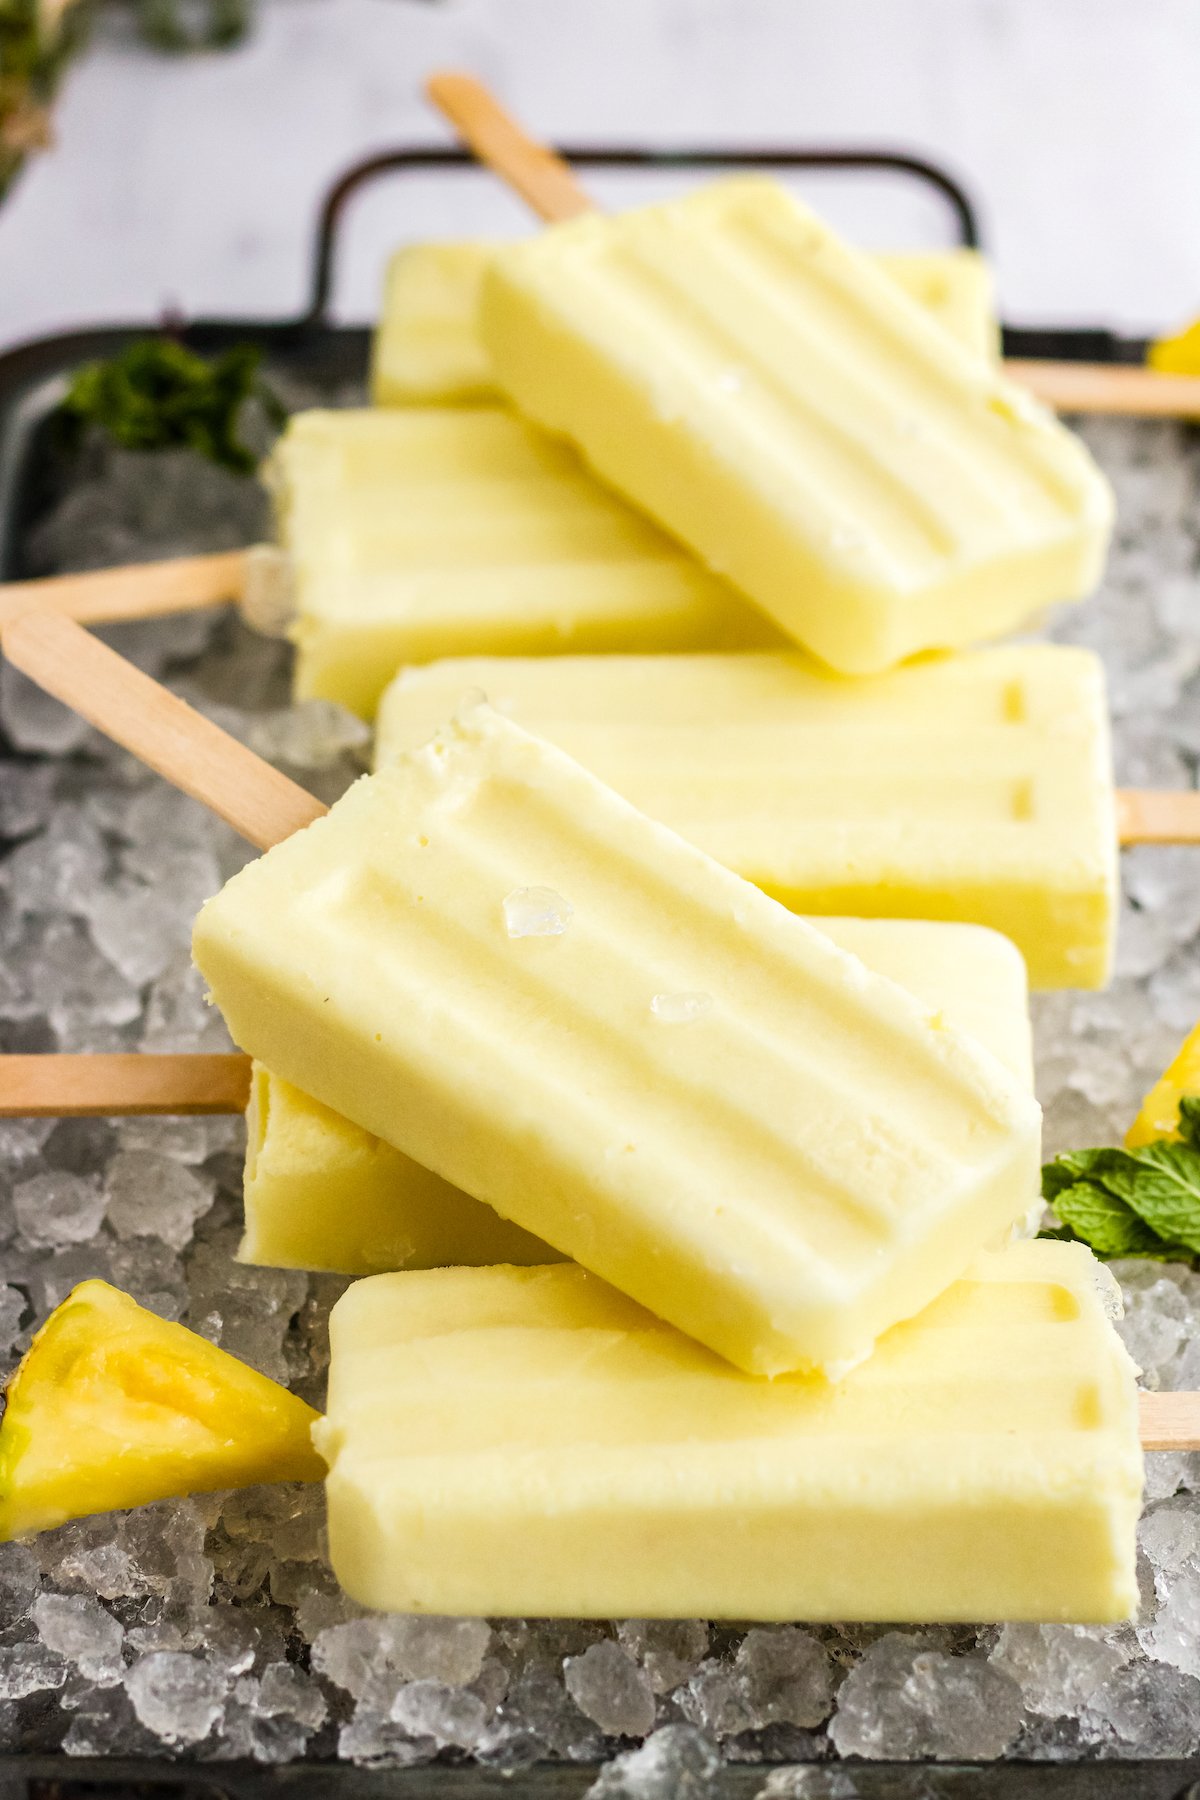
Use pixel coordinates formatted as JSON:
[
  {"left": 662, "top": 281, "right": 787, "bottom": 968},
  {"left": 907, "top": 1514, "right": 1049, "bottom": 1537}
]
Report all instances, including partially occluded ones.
[
  {"left": 242, "top": 916, "right": 1032, "bottom": 1276},
  {"left": 268, "top": 407, "right": 775, "bottom": 720},
  {"left": 376, "top": 644, "right": 1118, "bottom": 991},
  {"left": 481, "top": 176, "right": 1113, "bottom": 671},
  {"left": 315, "top": 1241, "right": 1142, "bottom": 1621},
  {"left": 193, "top": 705, "right": 1041, "bottom": 1378},
  {"left": 876, "top": 248, "right": 999, "bottom": 363},
  {"left": 371, "top": 238, "right": 998, "bottom": 407},
  {"left": 241, "top": 1063, "right": 557, "bottom": 1274}
]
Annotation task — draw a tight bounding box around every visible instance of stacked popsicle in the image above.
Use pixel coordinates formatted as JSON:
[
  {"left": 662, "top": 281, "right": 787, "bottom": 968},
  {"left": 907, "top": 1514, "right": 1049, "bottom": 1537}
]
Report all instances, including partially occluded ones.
[
  {"left": 1, "top": 78, "right": 1172, "bottom": 1625},
  {"left": 260, "top": 90, "right": 1146, "bottom": 1617},
  {"left": 274, "top": 238, "right": 999, "bottom": 717}
]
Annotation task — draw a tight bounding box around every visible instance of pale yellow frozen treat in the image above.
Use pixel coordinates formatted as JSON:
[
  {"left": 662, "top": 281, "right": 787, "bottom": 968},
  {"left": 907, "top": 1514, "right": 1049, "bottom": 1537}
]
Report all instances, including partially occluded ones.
[
  {"left": 371, "top": 239, "right": 998, "bottom": 407},
  {"left": 372, "top": 242, "right": 499, "bottom": 405},
  {"left": 241, "top": 918, "right": 1031, "bottom": 1276},
  {"left": 376, "top": 643, "right": 1118, "bottom": 991},
  {"left": 193, "top": 706, "right": 1041, "bottom": 1378},
  {"left": 267, "top": 407, "right": 774, "bottom": 719},
  {"left": 877, "top": 249, "right": 999, "bottom": 363},
  {"left": 481, "top": 177, "right": 1113, "bottom": 671},
  {"left": 239, "top": 1065, "right": 557, "bottom": 1274},
  {"left": 315, "top": 1242, "right": 1142, "bottom": 1621}
]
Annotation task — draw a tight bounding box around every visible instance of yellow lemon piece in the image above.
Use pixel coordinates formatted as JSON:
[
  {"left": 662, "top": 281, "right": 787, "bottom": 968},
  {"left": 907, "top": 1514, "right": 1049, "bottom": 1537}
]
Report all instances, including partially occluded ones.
[
  {"left": 0, "top": 1280, "right": 324, "bottom": 1542},
  {"left": 1149, "top": 318, "right": 1200, "bottom": 377},
  {"left": 1127, "top": 1022, "right": 1200, "bottom": 1148}
]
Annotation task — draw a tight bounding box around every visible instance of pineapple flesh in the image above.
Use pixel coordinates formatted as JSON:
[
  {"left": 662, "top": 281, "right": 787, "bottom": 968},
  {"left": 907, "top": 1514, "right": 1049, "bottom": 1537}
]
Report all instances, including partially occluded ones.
[
  {"left": 0, "top": 1280, "right": 324, "bottom": 1541},
  {"left": 1127, "top": 1021, "right": 1200, "bottom": 1148}
]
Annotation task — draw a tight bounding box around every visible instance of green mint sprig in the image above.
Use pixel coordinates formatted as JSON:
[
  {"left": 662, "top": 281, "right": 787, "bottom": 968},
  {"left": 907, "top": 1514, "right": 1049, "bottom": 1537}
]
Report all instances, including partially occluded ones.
[
  {"left": 1039, "top": 1096, "right": 1200, "bottom": 1263},
  {"left": 61, "top": 339, "right": 284, "bottom": 475}
]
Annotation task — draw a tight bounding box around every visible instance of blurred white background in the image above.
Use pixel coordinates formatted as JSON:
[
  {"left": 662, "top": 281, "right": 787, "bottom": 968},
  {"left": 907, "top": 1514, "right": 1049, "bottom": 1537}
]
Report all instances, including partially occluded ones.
[{"left": 1, "top": 0, "right": 1198, "bottom": 350}]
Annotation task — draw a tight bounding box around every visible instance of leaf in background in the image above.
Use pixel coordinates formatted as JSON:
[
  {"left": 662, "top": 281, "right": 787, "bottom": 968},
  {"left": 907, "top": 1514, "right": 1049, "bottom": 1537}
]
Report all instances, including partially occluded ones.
[
  {"left": 1050, "top": 1182, "right": 1164, "bottom": 1259},
  {"left": 0, "top": 0, "right": 89, "bottom": 204},
  {"left": 61, "top": 339, "right": 283, "bottom": 475},
  {"left": 136, "top": 0, "right": 250, "bottom": 53}
]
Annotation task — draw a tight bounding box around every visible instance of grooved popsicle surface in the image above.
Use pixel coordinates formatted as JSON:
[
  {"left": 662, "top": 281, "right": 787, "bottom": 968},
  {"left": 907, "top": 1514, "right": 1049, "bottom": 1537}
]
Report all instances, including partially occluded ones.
[
  {"left": 482, "top": 177, "right": 1113, "bottom": 672},
  {"left": 270, "top": 407, "right": 775, "bottom": 719},
  {"left": 317, "top": 1242, "right": 1143, "bottom": 1620},
  {"left": 240, "top": 918, "right": 1033, "bottom": 1278},
  {"left": 193, "top": 707, "right": 1041, "bottom": 1376},
  {"left": 377, "top": 644, "right": 1118, "bottom": 990},
  {"left": 369, "top": 239, "right": 999, "bottom": 409}
]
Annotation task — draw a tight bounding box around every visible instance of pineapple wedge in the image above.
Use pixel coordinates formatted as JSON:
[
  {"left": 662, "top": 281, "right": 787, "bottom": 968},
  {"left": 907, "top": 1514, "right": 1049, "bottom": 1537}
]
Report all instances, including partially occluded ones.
[
  {"left": 1127, "top": 1021, "right": 1200, "bottom": 1148},
  {"left": 0, "top": 1280, "right": 324, "bottom": 1541}
]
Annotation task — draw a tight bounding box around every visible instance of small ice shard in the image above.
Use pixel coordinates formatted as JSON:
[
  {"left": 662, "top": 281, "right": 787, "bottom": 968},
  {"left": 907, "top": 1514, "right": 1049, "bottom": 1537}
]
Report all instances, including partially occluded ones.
[
  {"left": 503, "top": 887, "right": 573, "bottom": 939},
  {"left": 240, "top": 544, "right": 295, "bottom": 637},
  {"left": 32, "top": 1593, "right": 125, "bottom": 1686},
  {"left": 249, "top": 699, "right": 370, "bottom": 773},
  {"left": 126, "top": 1650, "right": 229, "bottom": 1744},
  {"left": 13, "top": 1171, "right": 106, "bottom": 1250},
  {"left": 650, "top": 992, "right": 713, "bottom": 1024},
  {"left": 565, "top": 1639, "right": 656, "bottom": 1738}
]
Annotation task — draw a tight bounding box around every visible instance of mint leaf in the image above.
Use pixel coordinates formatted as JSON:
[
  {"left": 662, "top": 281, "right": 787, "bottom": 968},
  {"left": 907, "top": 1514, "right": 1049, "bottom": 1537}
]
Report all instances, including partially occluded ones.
[
  {"left": 1100, "top": 1140, "right": 1200, "bottom": 1254},
  {"left": 1050, "top": 1181, "right": 1163, "bottom": 1258},
  {"left": 1041, "top": 1147, "right": 1126, "bottom": 1205}
]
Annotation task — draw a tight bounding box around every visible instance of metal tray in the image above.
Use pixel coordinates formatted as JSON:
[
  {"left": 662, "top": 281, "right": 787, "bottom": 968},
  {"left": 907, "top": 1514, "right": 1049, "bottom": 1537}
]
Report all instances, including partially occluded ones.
[
  {"left": 2, "top": 1753, "right": 1200, "bottom": 1797},
  {"left": 0, "top": 142, "right": 1194, "bottom": 1798}
]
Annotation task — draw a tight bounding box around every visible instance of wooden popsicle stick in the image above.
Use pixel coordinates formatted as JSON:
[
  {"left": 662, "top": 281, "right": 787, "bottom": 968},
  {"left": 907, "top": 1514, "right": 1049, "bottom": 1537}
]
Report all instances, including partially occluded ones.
[
  {"left": 425, "top": 71, "right": 593, "bottom": 225},
  {"left": 0, "top": 1054, "right": 251, "bottom": 1117},
  {"left": 0, "top": 612, "right": 326, "bottom": 852},
  {"left": 0, "top": 549, "right": 248, "bottom": 628},
  {"left": 1114, "top": 789, "right": 1200, "bottom": 846},
  {"left": 425, "top": 71, "right": 1200, "bottom": 422},
  {"left": 1139, "top": 1390, "right": 1200, "bottom": 1452},
  {"left": 1009, "top": 360, "right": 1200, "bottom": 422}
]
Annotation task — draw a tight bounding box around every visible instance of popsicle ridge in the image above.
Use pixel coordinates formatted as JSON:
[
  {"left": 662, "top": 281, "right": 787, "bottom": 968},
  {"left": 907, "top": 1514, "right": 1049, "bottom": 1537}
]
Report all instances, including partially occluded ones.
[
  {"left": 272, "top": 408, "right": 774, "bottom": 717},
  {"left": 482, "top": 177, "right": 1114, "bottom": 670},
  {"left": 194, "top": 705, "right": 1041, "bottom": 1375},
  {"left": 370, "top": 238, "right": 1000, "bottom": 409},
  {"left": 317, "top": 1242, "right": 1142, "bottom": 1620},
  {"left": 593, "top": 240, "right": 965, "bottom": 565},
  {"left": 235, "top": 917, "right": 1033, "bottom": 1280},
  {"left": 376, "top": 644, "right": 1118, "bottom": 990},
  {"left": 532, "top": 185, "right": 1103, "bottom": 529},
  {"left": 714, "top": 199, "right": 1093, "bottom": 513},
  {"left": 315, "top": 785, "right": 999, "bottom": 1259},
  {"left": 325, "top": 1267, "right": 1111, "bottom": 1460}
]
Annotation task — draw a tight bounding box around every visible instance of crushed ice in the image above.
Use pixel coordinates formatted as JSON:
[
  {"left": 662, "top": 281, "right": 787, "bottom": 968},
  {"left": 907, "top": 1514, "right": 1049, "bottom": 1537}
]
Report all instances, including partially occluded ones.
[
  {"left": 650, "top": 991, "right": 713, "bottom": 1023},
  {"left": 3, "top": 417, "right": 1200, "bottom": 1766},
  {"left": 502, "top": 885, "right": 574, "bottom": 938}
]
